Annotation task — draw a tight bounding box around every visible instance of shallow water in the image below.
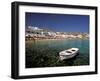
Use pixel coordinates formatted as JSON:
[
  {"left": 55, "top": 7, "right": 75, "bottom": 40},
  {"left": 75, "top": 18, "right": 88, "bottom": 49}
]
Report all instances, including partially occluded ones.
[{"left": 26, "top": 39, "right": 89, "bottom": 68}]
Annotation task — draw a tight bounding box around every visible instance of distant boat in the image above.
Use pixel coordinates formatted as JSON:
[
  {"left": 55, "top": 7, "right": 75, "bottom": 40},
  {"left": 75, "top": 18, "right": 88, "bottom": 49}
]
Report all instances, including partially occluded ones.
[{"left": 59, "top": 48, "right": 79, "bottom": 60}]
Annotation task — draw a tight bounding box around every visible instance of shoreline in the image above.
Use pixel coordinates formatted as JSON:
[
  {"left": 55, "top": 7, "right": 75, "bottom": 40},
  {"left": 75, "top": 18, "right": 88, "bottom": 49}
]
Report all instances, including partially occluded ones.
[{"left": 26, "top": 37, "right": 89, "bottom": 42}]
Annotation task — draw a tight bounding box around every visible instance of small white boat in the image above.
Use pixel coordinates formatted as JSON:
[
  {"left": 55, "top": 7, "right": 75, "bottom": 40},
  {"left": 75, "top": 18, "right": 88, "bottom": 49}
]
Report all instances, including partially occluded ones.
[{"left": 59, "top": 48, "right": 79, "bottom": 60}]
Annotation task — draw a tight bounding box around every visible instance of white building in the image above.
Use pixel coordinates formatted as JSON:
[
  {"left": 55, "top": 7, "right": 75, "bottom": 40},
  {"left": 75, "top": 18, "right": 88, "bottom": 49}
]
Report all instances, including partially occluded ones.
[
  {"left": 28, "top": 26, "right": 43, "bottom": 31},
  {"left": 77, "top": 34, "right": 82, "bottom": 38}
]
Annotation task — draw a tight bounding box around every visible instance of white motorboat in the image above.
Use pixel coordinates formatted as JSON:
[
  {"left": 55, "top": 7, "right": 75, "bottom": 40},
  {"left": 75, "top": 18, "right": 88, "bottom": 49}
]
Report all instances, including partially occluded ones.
[{"left": 59, "top": 48, "right": 79, "bottom": 60}]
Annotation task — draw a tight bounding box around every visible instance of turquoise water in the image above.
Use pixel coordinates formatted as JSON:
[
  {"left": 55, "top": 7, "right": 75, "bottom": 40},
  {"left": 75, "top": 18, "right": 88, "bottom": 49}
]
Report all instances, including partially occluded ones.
[{"left": 26, "top": 39, "right": 89, "bottom": 68}]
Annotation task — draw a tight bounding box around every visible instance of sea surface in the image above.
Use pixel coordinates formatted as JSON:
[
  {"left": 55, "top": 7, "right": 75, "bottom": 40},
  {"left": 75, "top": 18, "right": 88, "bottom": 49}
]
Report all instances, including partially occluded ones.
[{"left": 26, "top": 39, "right": 89, "bottom": 68}]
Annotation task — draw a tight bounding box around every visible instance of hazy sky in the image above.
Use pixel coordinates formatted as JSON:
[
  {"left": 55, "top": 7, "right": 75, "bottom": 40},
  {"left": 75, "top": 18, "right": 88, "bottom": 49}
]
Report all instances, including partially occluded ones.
[{"left": 25, "top": 12, "right": 89, "bottom": 33}]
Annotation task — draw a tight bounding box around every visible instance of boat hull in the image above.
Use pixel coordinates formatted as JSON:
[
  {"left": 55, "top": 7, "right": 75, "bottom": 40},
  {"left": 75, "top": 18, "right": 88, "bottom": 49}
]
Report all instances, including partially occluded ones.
[
  {"left": 59, "top": 51, "right": 78, "bottom": 60},
  {"left": 59, "top": 48, "right": 79, "bottom": 60}
]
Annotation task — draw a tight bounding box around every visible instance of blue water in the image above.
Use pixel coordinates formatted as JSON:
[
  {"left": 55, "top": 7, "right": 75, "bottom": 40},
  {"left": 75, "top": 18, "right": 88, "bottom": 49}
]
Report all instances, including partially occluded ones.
[
  {"left": 34, "top": 39, "right": 89, "bottom": 56},
  {"left": 26, "top": 39, "right": 89, "bottom": 68}
]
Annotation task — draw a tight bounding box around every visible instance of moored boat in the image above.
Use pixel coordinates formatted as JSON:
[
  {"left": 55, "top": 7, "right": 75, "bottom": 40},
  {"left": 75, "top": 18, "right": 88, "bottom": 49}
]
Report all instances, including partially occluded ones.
[{"left": 59, "top": 48, "right": 79, "bottom": 60}]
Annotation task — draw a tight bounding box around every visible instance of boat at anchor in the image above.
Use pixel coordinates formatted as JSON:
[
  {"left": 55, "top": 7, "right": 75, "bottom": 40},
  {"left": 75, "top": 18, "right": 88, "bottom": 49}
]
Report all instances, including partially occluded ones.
[{"left": 59, "top": 48, "right": 79, "bottom": 60}]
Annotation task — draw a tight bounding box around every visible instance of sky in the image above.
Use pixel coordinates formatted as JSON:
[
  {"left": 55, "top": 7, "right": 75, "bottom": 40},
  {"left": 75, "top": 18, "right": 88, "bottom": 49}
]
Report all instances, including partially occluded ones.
[{"left": 25, "top": 12, "right": 89, "bottom": 33}]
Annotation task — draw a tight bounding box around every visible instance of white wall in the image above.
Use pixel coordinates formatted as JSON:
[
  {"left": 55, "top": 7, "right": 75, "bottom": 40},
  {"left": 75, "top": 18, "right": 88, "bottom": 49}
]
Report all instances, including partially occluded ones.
[{"left": 0, "top": 0, "right": 99, "bottom": 81}]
